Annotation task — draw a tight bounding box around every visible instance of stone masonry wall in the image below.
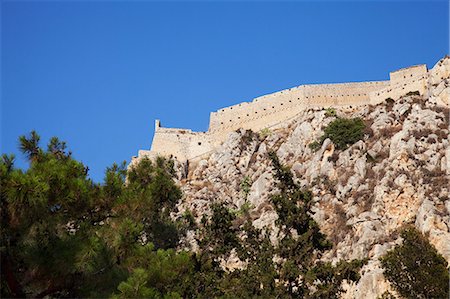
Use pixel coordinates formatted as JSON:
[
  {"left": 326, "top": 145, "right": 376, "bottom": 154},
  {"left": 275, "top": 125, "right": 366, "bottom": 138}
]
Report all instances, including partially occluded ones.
[{"left": 208, "top": 81, "right": 389, "bottom": 136}]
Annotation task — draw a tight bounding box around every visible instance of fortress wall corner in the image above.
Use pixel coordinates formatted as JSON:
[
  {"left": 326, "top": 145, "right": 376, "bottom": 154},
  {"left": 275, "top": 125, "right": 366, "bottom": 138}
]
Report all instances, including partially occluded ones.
[
  {"left": 155, "top": 119, "right": 161, "bottom": 131},
  {"left": 389, "top": 64, "right": 427, "bottom": 84},
  {"left": 370, "top": 64, "right": 434, "bottom": 106},
  {"left": 149, "top": 127, "right": 214, "bottom": 161},
  {"left": 208, "top": 111, "right": 221, "bottom": 132}
]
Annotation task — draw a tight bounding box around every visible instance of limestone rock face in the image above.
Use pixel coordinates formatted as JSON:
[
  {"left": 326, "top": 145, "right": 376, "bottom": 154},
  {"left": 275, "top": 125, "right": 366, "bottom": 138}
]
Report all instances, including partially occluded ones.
[
  {"left": 342, "top": 261, "right": 397, "bottom": 299},
  {"left": 169, "top": 88, "right": 449, "bottom": 298}
]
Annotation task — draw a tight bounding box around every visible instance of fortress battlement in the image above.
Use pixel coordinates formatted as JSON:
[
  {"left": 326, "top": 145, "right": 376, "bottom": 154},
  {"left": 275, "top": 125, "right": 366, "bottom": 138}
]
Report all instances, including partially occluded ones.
[{"left": 132, "top": 56, "right": 449, "bottom": 163}]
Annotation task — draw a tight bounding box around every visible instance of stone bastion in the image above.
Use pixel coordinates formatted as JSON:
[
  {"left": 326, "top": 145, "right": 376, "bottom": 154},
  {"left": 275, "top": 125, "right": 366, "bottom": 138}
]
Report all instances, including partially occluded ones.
[{"left": 131, "top": 56, "right": 449, "bottom": 164}]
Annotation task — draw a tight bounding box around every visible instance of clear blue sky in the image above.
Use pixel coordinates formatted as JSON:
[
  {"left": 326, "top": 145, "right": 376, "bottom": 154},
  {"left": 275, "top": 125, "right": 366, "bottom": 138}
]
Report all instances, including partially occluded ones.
[{"left": 1, "top": 1, "right": 448, "bottom": 182}]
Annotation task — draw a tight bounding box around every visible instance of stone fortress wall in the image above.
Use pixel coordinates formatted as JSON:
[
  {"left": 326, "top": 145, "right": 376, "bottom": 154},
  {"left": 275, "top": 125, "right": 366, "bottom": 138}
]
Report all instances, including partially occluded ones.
[
  {"left": 208, "top": 81, "right": 389, "bottom": 140},
  {"left": 133, "top": 56, "right": 449, "bottom": 163}
]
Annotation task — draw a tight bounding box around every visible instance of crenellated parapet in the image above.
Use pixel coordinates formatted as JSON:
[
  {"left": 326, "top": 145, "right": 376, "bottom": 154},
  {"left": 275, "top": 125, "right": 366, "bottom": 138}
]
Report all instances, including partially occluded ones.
[{"left": 131, "top": 56, "right": 449, "bottom": 163}]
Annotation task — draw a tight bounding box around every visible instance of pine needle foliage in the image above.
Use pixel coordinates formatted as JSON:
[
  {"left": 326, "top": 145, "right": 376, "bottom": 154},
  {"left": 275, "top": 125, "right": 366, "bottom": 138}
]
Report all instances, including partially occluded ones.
[
  {"left": 1, "top": 132, "right": 183, "bottom": 298},
  {"left": 1, "top": 132, "right": 369, "bottom": 298},
  {"left": 380, "top": 227, "right": 449, "bottom": 299}
]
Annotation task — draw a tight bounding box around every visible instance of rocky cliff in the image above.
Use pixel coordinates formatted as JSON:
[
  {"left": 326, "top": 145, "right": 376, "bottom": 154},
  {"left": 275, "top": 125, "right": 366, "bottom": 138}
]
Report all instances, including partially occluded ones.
[{"left": 162, "top": 83, "right": 449, "bottom": 298}]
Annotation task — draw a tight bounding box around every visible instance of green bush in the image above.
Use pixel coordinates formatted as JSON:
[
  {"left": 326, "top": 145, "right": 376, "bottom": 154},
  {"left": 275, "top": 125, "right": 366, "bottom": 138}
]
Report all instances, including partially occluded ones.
[
  {"left": 259, "top": 127, "right": 272, "bottom": 139},
  {"left": 180, "top": 209, "right": 196, "bottom": 230},
  {"left": 324, "top": 117, "right": 365, "bottom": 149},
  {"left": 380, "top": 227, "right": 449, "bottom": 299},
  {"left": 325, "top": 107, "right": 337, "bottom": 117},
  {"left": 236, "top": 201, "right": 253, "bottom": 217},
  {"left": 309, "top": 118, "right": 366, "bottom": 151},
  {"left": 240, "top": 175, "right": 252, "bottom": 198},
  {"left": 309, "top": 140, "right": 322, "bottom": 151},
  {"left": 313, "top": 117, "right": 365, "bottom": 150}
]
